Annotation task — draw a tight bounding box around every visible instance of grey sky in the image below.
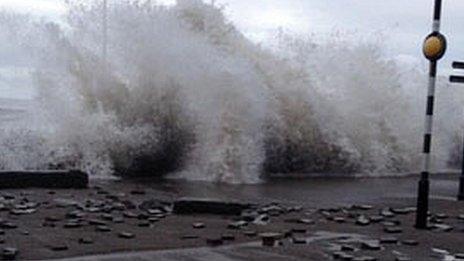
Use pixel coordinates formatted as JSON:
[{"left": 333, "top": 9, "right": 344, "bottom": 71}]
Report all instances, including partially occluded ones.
[
  {"left": 215, "top": 0, "right": 464, "bottom": 70},
  {"left": 1, "top": 0, "right": 463, "bottom": 70}
]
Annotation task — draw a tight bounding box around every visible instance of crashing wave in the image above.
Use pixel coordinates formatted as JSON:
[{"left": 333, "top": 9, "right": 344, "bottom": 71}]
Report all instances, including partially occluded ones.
[{"left": 0, "top": 0, "right": 462, "bottom": 183}]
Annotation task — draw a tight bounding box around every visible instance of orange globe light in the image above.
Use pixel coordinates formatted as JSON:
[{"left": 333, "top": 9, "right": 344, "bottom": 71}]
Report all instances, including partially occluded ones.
[{"left": 423, "top": 33, "right": 446, "bottom": 61}]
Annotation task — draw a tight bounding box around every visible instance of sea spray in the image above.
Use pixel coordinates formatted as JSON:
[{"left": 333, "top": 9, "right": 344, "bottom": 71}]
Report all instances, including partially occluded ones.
[{"left": 0, "top": 0, "right": 462, "bottom": 183}]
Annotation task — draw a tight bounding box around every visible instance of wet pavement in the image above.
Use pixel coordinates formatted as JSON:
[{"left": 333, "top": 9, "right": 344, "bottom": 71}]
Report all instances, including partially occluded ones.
[{"left": 0, "top": 173, "right": 462, "bottom": 260}]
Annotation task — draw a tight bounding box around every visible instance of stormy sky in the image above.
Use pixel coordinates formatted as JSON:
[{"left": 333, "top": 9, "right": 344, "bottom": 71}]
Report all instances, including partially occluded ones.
[{"left": 0, "top": 0, "right": 463, "bottom": 70}]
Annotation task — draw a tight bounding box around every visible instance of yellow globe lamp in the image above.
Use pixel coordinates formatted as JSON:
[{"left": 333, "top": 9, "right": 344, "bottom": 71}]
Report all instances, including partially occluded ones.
[{"left": 423, "top": 33, "right": 447, "bottom": 61}]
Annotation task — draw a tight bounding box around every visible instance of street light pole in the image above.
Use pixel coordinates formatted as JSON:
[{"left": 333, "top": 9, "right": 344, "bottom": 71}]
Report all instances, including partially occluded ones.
[
  {"left": 415, "top": 0, "right": 447, "bottom": 229},
  {"left": 450, "top": 62, "right": 464, "bottom": 201}
]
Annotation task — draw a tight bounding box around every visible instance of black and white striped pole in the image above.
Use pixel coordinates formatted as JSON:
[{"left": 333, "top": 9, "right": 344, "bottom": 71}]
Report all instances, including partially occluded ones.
[
  {"left": 415, "top": 0, "right": 447, "bottom": 229},
  {"left": 450, "top": 61, "right": 464, "bottom": 201}
]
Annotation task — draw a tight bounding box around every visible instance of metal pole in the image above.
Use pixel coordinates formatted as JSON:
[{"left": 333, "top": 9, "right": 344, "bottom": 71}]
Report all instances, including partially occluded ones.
[
  {"left": 102, "top": 0, "right": 108, "bottom": 63},
  {"left": 415, "top": 0, "right": 443, "bottom": 229},
  {"left": 459, "top": 135, "right": 464, "bottom": 200},
  {"left": 451, "top": 62, "right": 464, "bottom": 201}
]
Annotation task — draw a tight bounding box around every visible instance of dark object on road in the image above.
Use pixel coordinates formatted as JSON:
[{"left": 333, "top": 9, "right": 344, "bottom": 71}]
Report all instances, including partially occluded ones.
[
  {"left": 50, "top": 244, "right": 68, "bottom": 251},
  {"left": 206, "top": 238, "right": 223, "bottom": 247},
  {"left": 118, "top": 232, "right": 135, "bottom": 239},
  {"left": 260, "top": 232, "right": 282, "bottom": 247},
  {"left": 173, "top": 198, "right": 252, "bottom": 215},
  {"left": 2, "top": 247, "right": 18, "bottom": 260},
  {"left": 0, "top": 170, "right": 88, "bottom": 189},
  {"left": 78, "top": 237, "right": 93, "bottom": 244},
  {"left": 361, "top": 240, "right": 381, "bottom": 250}
]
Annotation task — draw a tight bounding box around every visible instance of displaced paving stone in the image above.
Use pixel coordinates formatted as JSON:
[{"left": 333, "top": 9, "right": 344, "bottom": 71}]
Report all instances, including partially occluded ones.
[
  {"left": 243, "top": 230, "right": 257, "bottom": 237},
  {"left": 138, "top": 222, "right": 150, "bottom": 227},
  {"left": 147, "top": 209, "right": 164, "bottom": 216},
  {"left": 380, "top": 237, "right": 398, "bottom": 244},
  {"left": 227, "top": 221, "right": 248, "bottom": 230},
  {"left": 332, "top": 252, "right": 344, "bottom": 259},
  {"left": 354, "top": 205, "right": 374, "bottom": 211},
  {"left": 320, "top": 207, "right": 342, "bottom": 213},
  {"left": 137, "top": 213, "right": 149, "bottom": 220},
  {"left": 130, "top": 190, "right": 146, "bottom": 195},
  {"left": 435, "top": 213, "right": 448, "bottom": 219},
  {"left": 139, "top": 199, "right": 170, "bottom": 212},
  {"left": 292, "top": 237, "right": 306, "bottom": 244},
  {"left": 152, "top": 213, "right": 166, "bottom": 219},
  {"left": 96, "top": 190, "right": 109, "bottom": 195},
  {"left": 50, "top": 244, "right": 68, "bottom": 251},
  {"left": 113, "top": 217, "right": 124, "bottom": 223},
  {"left": 78, "top": 237, "right": 93, "bottom": 244},
  {"left": 380, "top": 208, "right": 395, "bottom": 218},
  {"left": 455, "top": 253, "right": 464, "bottom": 259},
  {"left": 291, "top": 228, "right": 306, "bottom": 234},
  {"left": 120, "top": 200, "right": 136, "bottom": 210},
  {"left": 0, "top": 222, "right": 17, "bottom": 230},
  {"left": 395, "top": 257, "right": 412, "bottom": 261},
  {"left": 118, "top": 232, "right": 135, "bottom": 239},
  {"left": 260, "top": 205, "right": 284, "bottom": 216},
  {"left": 458, "top": 214, "right": 464, "bottom": 221},
  {"left": 88, "top": 219, "right": 107, "bottom": 226},
  {"left": 241, "top": 210, "right": 260, "bottom": 222},
  {"left": 289, "top": 205, "right": 303, "bottom": 212},
  {"left": 206, "top": 238, "right": 223, "bottom": 247},
  {"left": 252, "top": 214, "right": 270, "bottom": 224},
  {"left": 221, "top": 234, "right": 235, "bottom": 241},
  {"left": 382, "top": 221, "right": 398, "bottom": 227},
  {"left": 429, "top": 215, "right": 444, "bottom": 223},
  {"left": 63, "top": 222, "right": 82, "bottom": 229},
  {"left": 101, "top": 213, "right": 114, "bottom": 221},
  {"left": 432, "top": 224, "right": 453, "bottom": 232},
  {"left": 1, "top": 194, "right": 14, "bottom": 200},
  {"left": 361, "top": 240, "right": 381, "bottom": 251},
  {"left": 369, "top": 216, "right": 384, "bottom": 223},
  {"left": 123, "top": 211, "right": 138, "bottom": 219},
  {"left": 45, "top": 216, "right": 61, "bottom": 222},
  {"left": 10, "top": 208, "right": 36, "bottom": 215},
  {"left": 111, "top": 203, "right": 125, "bottom": 211},
  {"left": 192, "top": 222, "right": 205, "bottom": 229},
  {"left": 390, "top": 208, "right": 414, "bottom": 215},
  {"left": 334, "top": 217, "right": 346, "bottom": 223},
  {"left": 96, "top": 225, "right": 111, "bottom": 232},
  {"left": 2, "top": 247, "right": 18, "bottom": 260},
  {"left": 341, "top": 245, "right": 356, "bottom": 252},
  {"left": 148, "top": 217, "right": 159, "bottom": 223},
  {"left": 356, "top": 216, "right": 371, "bottom": 226},
  {"left": 430, "top": 248, "right": 449, "bottom": 258},
  {"left": 42, "top": 222, "right": 56, "bottom": 228},
  {"left": 181, "top": 235, "right": 199, "bottom": 240},
  {"left": 284, "top": 218, "right": 314, "bottom": 225},
  {"left": 321, "top": 211, "right": 334, "bottom": 220},
  {"left": 260, "top": 232, "right": 282, "bottom": 247},
  {"left": 401, "top": 240, "right": 419, "bottom": 246},
  {"left": 66, "top": 210, "right": 85, "bottom": 219},
  {"left": 353, "top": 257, "right": 376, "bottom": 261},
  {"left": 384, "top": 226, "right": 403, "bottom": 234},
  {"left": 173, "top": 198, "right": 251, "bottom": 216},
  {"left": 338, "top": 252, "right": 354, "bottom": 261}
]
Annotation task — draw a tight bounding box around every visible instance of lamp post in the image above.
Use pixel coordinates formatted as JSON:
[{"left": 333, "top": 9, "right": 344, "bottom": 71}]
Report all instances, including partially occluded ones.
[
  {"left": 450, "top": 61, "right": 464, "bottom": 201},
  {"left": 415, "top": 0, "right": 447, "bottom": 229}
]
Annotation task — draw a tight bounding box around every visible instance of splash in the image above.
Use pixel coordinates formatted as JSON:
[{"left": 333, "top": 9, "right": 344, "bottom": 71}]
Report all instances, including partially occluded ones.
[{"left": 0, "top": 0, "right": 462, "bottom": 183}]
